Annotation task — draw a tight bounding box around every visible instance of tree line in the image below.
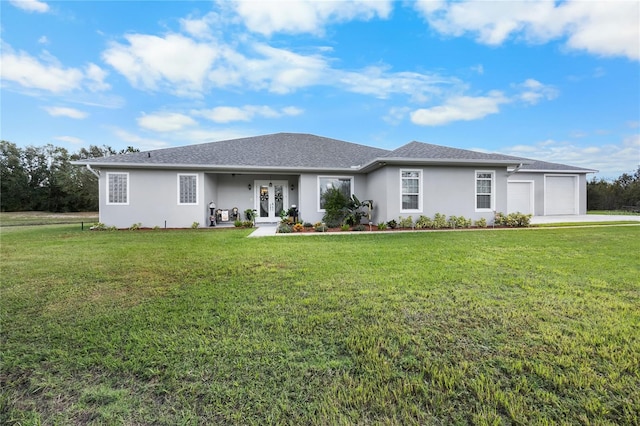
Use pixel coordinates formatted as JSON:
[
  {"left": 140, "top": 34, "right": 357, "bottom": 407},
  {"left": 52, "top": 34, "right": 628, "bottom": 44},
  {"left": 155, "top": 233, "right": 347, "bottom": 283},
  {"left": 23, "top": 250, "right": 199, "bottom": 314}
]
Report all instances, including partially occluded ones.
[
  {"left": 2, "top": 140, "right": 639, "bottom": 213},
  {"left": 587, "top": 167, "right": 640, "bottom": 211},
  {"left": 1, "top": 141, "right": 138, "bottom": 212}
]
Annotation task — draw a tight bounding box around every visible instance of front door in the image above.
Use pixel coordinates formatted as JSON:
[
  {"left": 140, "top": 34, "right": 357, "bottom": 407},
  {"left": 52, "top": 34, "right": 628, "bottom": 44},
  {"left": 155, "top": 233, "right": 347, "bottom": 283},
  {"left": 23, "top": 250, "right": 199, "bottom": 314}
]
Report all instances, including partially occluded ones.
[{"left": 255, "top": 180, "right": 288, "bottom": 223}]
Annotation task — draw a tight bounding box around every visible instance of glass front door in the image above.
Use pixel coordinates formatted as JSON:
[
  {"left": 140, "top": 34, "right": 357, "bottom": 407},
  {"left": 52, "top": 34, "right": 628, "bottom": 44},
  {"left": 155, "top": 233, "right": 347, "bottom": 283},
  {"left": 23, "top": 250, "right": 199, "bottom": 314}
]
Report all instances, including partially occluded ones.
[{"left": 255, "top": 180, "right": 287, "bottom": 222}]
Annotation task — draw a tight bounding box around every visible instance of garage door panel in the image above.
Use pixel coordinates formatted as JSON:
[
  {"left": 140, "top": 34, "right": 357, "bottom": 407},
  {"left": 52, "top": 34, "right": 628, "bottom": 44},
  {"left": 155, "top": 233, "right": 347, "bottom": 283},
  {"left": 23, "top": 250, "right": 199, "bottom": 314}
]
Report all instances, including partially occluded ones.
[
  {"left": 508, "top": 181, "right": 533, "bottom": 215},
  {"left": 545, "top": 176, "right": 577, "bottom": 215}
]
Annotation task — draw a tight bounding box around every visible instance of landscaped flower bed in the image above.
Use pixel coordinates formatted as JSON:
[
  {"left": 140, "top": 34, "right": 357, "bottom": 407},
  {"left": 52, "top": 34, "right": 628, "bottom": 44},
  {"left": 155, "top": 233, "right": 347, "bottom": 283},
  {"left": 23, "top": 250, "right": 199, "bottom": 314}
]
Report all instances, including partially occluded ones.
[{"left": 277, "top": 212, "right": 532, "bottom": 233}]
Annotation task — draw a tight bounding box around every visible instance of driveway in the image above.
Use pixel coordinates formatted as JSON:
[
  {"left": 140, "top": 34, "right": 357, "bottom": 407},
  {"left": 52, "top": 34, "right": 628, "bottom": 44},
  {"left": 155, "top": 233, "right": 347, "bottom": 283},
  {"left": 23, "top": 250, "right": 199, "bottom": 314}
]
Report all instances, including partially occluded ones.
[{"left": 530, "top": 214, "right": 640, "bottom": 225}]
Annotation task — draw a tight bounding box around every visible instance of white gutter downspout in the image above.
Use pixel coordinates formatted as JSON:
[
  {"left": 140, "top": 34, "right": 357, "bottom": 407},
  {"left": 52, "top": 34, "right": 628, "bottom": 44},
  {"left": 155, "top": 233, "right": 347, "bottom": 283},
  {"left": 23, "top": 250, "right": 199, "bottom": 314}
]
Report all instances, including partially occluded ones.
[
  {"left": 86, "top": 164, "right": 101, "bottom": 178},
  {"left": 507, "top": 163, "right": 524, "bottom": 176}
]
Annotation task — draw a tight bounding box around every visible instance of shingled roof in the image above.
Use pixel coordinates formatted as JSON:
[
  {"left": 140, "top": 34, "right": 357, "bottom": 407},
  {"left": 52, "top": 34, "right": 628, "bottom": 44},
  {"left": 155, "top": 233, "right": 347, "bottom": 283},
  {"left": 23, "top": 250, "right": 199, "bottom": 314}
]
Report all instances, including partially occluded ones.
[
  {"left": 380, "top": 141, "right": 529, "bottom": 165},
  {"left": 80, "top": 133, "right": 388, "bottom": 171},
  {"left": 76, "top": 132, "right": 595, "bottom": 173}
]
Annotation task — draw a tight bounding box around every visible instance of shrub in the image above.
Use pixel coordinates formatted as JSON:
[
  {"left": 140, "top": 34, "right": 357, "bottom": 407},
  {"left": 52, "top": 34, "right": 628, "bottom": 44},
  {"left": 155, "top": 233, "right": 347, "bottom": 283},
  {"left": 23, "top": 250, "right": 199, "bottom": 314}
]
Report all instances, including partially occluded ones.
[
  {"left": 494, "top": 212, "right": 532, "bottom": 227},
  {"left": 303, "top": 222, "right": 313, "bottom": 228},
  {"left": 315, "top": 224, "right": 328, "bottom": 232},
  {"left": 234, "top": 220, "right": 243, "bottom": 227},
  {"left": 277, "top": 224, "right": 292, "bottom": 233},
  {"left": 91, "top": 222, "right": 107, "bottom": 231},
  {"left": 242, "top": 220, "right": 254, "bottom": 228},
  {"left": 152, "top": 225, "right": 161, "bottom": 231},
  {"left": 511, "top": 212, "right": 532, "bottom": 227},
  {"left": 324, "top": 218, "right": 342, "bottom": 228},
  {"left": 244, "top": 209, "right": 257, "bottom": 221},
  {"left": 399, "top": 216, "right": 414, "bottom": 229},
  {"left": 341, "top": 224, "right": 350, "bottom": 231},
  {"left": 386, "top": 219, "right": 397, "bottom": 229},
  {"left": 415, "top": 215, "right": 432, "bottom": 229},
  {"left": 292, "top": 223, "right": 304, "bottom": 232},
  {"left": 433, "top": 213, "right": 447, "bottom": 229},
  {"left": 450, "top": 216, "right": 471, "bottom": 228},
  {"left": 352, "top": 224, "right": 366, "bottom": 231},
  {"left": 343, "top": 194, "right": 369, "bottom": 226},
  {"left": 475, "top": 217, "right": 488, "bottom": 228},
  {"left": 321, "top": 188, "right": 349, "bottom": 226},
  {"left": 129, "top": 223, "right": 142, "bottom": 231},
  {"left": 376, "top": 222, "right": 388, "bottom": 230},
  {"left": 191, "top": 222, "right": 200, "bottom": 229}
]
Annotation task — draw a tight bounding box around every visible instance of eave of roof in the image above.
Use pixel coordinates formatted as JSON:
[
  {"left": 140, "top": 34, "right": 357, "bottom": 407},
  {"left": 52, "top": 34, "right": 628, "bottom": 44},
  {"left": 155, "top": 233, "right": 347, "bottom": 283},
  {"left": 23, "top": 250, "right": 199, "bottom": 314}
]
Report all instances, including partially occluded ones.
[
  {"left": 358, "top": 156, "right": 531, "bottom": 173},
  {"left": 72, "top": 161, "right": 370, "bottom": 174},
  {"left": 517, "top": 168, "right": 598, "bottom": 174}
]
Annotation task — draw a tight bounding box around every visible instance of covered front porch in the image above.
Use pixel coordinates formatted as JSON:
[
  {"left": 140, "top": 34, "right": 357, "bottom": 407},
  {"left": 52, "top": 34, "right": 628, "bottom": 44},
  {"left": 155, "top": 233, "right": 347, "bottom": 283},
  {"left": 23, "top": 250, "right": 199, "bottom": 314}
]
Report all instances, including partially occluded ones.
[{"left": 204, "top": 172, "right": 300, "bottom": 225}]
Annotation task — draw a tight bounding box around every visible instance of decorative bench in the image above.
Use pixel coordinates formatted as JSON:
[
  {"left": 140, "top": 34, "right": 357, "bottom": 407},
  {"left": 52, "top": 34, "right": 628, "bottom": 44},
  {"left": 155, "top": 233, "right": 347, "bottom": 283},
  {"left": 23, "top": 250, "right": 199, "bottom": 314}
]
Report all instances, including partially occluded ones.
[{"left": 214, "top": 207, "right": 240, "bottom": 223}]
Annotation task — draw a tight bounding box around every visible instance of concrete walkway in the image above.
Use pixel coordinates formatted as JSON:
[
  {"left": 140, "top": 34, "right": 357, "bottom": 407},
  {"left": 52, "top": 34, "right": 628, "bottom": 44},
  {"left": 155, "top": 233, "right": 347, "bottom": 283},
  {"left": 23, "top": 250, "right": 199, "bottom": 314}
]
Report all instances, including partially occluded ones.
[
  {"left": 248, "top": 223, "right": 279, "bottom": 237},
  {"left": 530, "top": 214, "right": 640, "bottom": 224}
]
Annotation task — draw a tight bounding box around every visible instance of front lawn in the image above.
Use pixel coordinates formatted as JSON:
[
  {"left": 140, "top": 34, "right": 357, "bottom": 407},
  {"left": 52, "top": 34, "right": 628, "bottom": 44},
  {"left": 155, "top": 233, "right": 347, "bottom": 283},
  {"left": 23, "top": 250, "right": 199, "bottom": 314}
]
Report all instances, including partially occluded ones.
[
  {"left": 1, "top": 225, "right": 638, "bottom": 424},
  {"left": 0, "top": 211, "right": 98, "bottom": 227}
]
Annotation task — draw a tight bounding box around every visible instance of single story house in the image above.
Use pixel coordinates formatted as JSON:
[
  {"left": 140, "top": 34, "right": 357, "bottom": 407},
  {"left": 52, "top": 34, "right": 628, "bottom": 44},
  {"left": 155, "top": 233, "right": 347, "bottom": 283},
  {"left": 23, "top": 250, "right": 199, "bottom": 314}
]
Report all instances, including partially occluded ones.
[{"left": 74, "top": 133, "right": 596, "bottom": 228}]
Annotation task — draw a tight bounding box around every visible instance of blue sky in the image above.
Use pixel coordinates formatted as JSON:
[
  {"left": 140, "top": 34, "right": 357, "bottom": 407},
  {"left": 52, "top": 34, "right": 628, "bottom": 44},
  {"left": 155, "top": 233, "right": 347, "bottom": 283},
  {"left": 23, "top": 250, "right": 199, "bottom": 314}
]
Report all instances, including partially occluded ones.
[{"left": 1, "top": 0, "right": 638, "bottom": 179}]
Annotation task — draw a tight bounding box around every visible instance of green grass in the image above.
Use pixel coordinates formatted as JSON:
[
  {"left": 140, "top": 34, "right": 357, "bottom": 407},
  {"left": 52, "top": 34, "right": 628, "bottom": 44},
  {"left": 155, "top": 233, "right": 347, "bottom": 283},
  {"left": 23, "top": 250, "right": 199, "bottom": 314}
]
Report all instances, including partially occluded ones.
[
  {"left": 533, "top": 221, "right": 640, "bottom": 227},
  {"left": 0, "top": 211, "right": 98, "bottom": 227},
  {"left": 588, "top": 210, "right": 640, "bottom": 216},
  {"left": 1, "top": 225, "right": 639, "bottom": 425}
]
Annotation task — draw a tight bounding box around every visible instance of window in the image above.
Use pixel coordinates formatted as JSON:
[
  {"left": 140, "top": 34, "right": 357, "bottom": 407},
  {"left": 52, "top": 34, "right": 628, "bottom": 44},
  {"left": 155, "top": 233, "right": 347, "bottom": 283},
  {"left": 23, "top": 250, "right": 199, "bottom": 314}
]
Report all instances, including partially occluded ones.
[
  {"left": 476, "top": 171, "right": 494, "bottom": 210},
  {"left": 401, "top": 169, "right": 421, "bottom": 211},
  {"left": 107, "top": 172, "right": 128, "bottom": 205},
  {"left": 178, "top": 174, "right": 198, "bottom": 204},
  {"left": 318, "top": 176, "right": 353, "bottom": 210}
]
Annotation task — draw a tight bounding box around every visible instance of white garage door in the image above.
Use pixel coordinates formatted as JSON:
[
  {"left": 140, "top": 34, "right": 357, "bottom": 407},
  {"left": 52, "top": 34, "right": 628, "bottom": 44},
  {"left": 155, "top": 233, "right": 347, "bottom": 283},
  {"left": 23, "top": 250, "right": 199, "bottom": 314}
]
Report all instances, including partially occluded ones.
[
  {"left": 545, "top": 175, "right": 577, "bottom": 215},
  {"left": 508, "top": 181, "right": 534, "bottom": 215}
]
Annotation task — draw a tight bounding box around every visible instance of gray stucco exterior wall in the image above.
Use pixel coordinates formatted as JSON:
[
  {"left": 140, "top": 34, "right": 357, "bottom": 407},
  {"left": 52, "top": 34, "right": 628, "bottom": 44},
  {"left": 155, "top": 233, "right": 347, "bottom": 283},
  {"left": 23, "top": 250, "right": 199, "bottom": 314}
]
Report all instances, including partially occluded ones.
[
  {"left": 97, "top": 166, "right": 589, "bottom": 229},
  {"left": 99, "top": 169, "right": 302, "bottom": 228},
  {"left": 364, "top": 166, "right": 508, "bottom": 224},
  {"left": 99, "top": 169, "right": 207, "bottom": 228},
  {"left": 507, "top": 172, "right": 588, "bottom": 215}
]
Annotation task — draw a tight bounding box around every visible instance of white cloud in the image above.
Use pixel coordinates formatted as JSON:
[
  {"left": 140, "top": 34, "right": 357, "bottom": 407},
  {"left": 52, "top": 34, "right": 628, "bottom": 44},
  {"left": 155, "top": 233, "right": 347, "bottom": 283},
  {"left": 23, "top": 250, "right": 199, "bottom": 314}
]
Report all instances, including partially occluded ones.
[
  {"left": 43, "top": 106, "right": 88, "bottom": 119},
  {"left": 230, "top": 0, "right": 392, "bottom": 36},
  {"left": 1, "top": 44, "right": 83, "bottom": 92},
  {"left": 383, "top": 106, "right": 411, "bottom": 125},
  {"left": 193, "top": 105, "right": 303, "bottom": 123},
  {"left": 137, "top": 112, "right": 197, "bottom": 132},
  {"left": 54, "top": 136, "right": 84, "bottom": 144},
  {"left": 282, "top": 106, "right": 303, "bottom": 116},
  {"left": 180, "top": 12, "right": 225, "bottom": 40},
  {"left": 336, "top": 66, "right": 457, "bottom": 102},
  {"left": 515, "top": 78, "right": 558, "bottom": 105},
  {"left": 561, "top": 1, "right": 639, "bottom": 61},
  {"left": 471, "top": 64, "right": 484, "bottom": 75},
  {"left": 415, "top": 0, "right": 639, "bottom": 61},
  {"left": 112, "top": 128, "right": 170, "bottom": 150},
  {"left": 502, "top": 135, "right": 640, "bottom": 178},
  {"left": 102, "top": 34, "right": 219, "bottom": 97},
  {"left": 9, "top": 0, "right": 49, "bottom": 13},
  {"left": 411, "top": 91, "right": 509, "bottom": 126},
  {"left": 102, "top": 33, "right": 333, "bottom": 96},
  {"left": 244, "top": 43, "right": 329, "bottom": 93},
  {"left": 99, "top": 23, "right": 459, "bottom": 101},
  {"left": 84, "top": 63, "right": 111, "bottom": 92},
  {"left": 38, "top": 36, "right": 49, "bottom": 45},
  {"left": 0, "top": 43, "right": 110, "bottom": 94},
  {"left": 196, "top": 106, "right": 251, "bottom": 123},
  {"left": 174, "top": 128, "right": 253, "bottom": 145}
]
